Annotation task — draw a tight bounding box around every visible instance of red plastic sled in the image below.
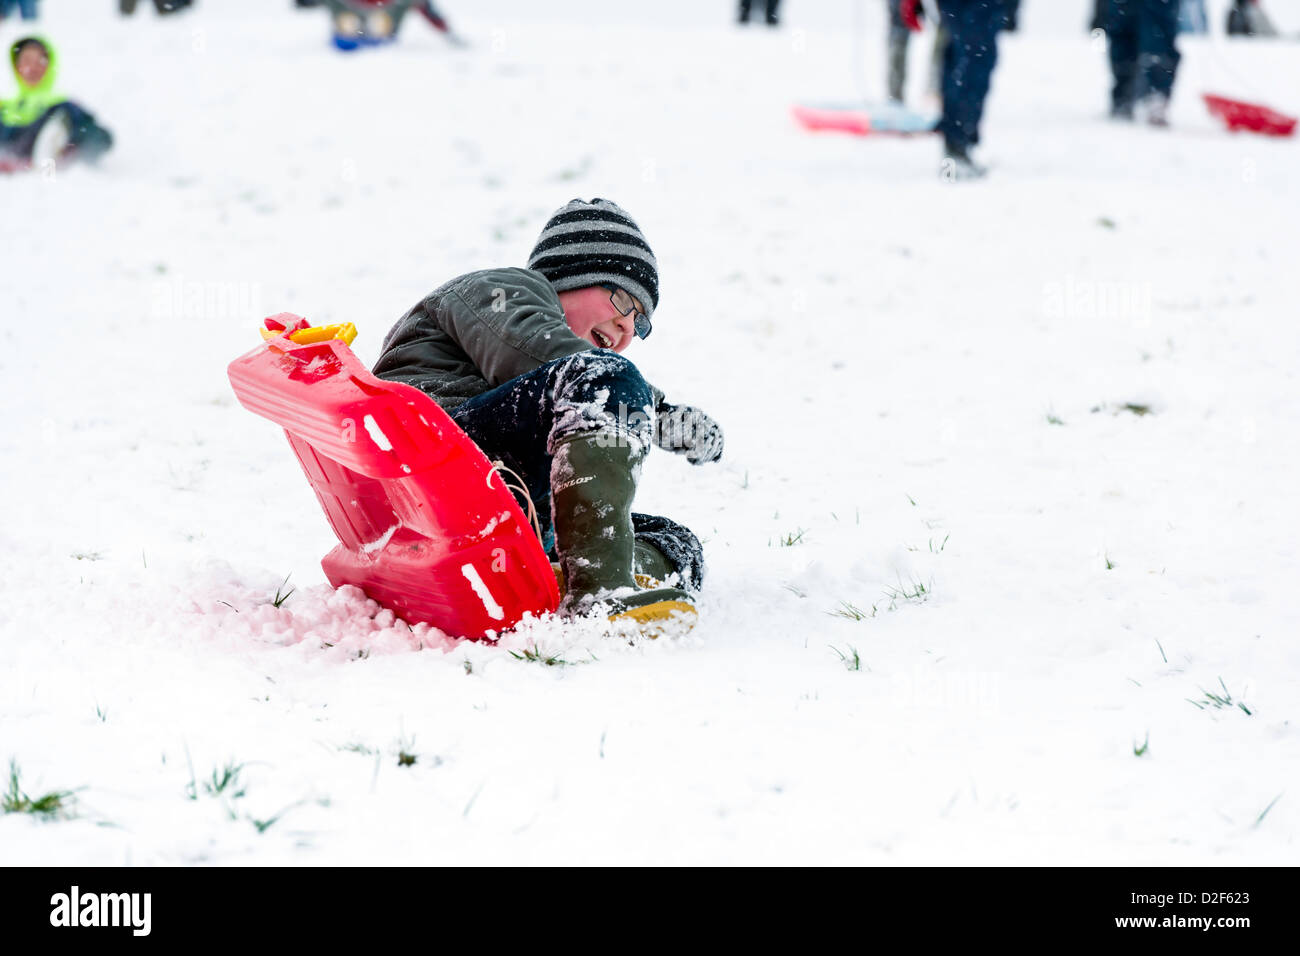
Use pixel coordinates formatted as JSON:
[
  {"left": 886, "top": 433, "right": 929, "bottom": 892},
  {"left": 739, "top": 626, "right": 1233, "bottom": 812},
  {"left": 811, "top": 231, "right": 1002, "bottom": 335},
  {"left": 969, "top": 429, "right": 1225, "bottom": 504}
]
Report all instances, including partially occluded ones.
[
  {"left": 791, "top": 102, "right": 938, "bottom": 137},
  {"left": 227, "top": 314, "right": 559, "bottom": 640},
  {"left": 1203, "top": 93, "right": 1297, "bottom": 137}
]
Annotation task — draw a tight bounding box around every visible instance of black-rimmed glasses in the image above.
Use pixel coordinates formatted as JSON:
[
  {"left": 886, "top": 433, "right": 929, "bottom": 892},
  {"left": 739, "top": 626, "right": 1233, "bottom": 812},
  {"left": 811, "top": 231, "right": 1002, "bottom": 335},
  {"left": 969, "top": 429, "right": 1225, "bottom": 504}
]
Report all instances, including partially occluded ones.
[{"left": 599, "top": 283, "right": 652, "bottom": 339}]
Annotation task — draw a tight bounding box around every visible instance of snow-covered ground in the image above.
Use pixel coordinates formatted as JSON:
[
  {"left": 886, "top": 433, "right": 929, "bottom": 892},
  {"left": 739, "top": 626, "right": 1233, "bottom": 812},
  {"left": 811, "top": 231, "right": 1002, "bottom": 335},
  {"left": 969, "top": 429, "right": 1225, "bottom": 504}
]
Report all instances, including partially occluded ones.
[{"left": 2, "top": 0, "right": 1298, "bottom": 865}]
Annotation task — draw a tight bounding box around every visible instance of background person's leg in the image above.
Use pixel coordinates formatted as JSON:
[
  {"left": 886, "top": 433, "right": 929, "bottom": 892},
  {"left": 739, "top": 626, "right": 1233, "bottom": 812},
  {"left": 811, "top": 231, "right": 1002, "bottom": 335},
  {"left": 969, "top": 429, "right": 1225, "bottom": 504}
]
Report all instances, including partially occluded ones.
[
  {"left": 1105, "top": 0, "right": 1140, "bottom": 117},
  {"left": 887, "top": 0, "right": 911, "bottom": 103},
  {"left": 1137, "top": 0, "right": 1181, "bottom": 101},
  {"left": 1002, "top": 0, "right": 1020, "bottom": 30},
  {"left": 937, "top": 0, "right": 1003, "bottom": 155},
  {"left": 937, "top": 0, "right": 967, "bottom": 152},
  {"left": 954, "top": 0, "right": 1004, "bottom": 148}
]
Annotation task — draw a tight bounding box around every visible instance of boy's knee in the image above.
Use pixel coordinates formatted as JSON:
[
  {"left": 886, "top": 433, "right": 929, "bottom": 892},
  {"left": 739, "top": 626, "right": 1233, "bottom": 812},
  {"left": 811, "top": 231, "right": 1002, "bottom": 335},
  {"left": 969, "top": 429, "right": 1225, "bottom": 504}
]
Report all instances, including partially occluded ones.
[
  {"left": 547, "top": 352, "right": 656, "bottom": 452},
  {"left": 551, "top": 351, "right": 653, "bottom": 407},
  {"left": 554, "top": 350, "right": 644, "bottom": 386}
]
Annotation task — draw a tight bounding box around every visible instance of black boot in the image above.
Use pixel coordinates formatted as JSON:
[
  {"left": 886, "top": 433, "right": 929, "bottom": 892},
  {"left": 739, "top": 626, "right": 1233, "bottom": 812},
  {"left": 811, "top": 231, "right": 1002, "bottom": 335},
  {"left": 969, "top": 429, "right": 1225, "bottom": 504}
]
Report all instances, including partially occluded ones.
[{"left": 941, "top": 140, "right": 987, "bottom": 181}]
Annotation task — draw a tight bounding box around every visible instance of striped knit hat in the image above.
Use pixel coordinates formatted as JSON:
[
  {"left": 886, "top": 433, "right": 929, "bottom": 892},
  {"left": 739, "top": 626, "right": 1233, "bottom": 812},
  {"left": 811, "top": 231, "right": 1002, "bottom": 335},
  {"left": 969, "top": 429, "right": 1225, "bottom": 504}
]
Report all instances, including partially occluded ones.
[{"left": 527, "top": 198, "right": 659, "bottom": 321}]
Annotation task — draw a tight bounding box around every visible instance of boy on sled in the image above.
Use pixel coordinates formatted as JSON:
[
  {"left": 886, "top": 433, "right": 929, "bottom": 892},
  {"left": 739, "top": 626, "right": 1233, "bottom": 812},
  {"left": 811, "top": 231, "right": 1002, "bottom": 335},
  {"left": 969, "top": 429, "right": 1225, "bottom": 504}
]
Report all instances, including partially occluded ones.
[{"left": 373, "top": 199, "right": 723, "bottom": 630}]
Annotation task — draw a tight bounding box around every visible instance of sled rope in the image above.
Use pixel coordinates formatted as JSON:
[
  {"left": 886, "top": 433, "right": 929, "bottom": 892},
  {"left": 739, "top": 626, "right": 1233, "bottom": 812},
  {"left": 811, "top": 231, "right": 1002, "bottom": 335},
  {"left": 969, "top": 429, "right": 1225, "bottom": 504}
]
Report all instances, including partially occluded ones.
[
  {"left": 1201, "top": 15, "right": 1270, "bottom": 102},
  {"left": 488, "top": 460, "right": 544, "bottom": 543},
  {"left": 850, "top": 0, "right": 938, "bottom": 109}
]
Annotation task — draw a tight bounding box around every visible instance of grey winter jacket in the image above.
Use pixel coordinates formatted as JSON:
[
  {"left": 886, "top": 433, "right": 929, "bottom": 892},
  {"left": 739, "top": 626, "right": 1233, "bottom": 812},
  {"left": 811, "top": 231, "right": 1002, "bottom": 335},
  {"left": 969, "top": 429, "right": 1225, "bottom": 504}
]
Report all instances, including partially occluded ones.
[{"left": 372, "top": 267, "right": 594, "bottom": 410}]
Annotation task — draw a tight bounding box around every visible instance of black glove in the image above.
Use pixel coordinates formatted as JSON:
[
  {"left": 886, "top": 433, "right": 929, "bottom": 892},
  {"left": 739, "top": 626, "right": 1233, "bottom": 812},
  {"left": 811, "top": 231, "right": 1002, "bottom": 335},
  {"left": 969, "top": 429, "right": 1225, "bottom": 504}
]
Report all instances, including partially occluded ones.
[{"left": 655, "top": 402, "right": 724, "bottom": 465}]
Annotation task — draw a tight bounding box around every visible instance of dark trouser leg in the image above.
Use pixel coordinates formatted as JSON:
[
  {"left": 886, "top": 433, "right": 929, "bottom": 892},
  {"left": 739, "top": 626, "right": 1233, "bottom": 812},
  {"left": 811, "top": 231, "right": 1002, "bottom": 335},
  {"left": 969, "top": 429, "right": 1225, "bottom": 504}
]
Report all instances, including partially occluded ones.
[
  {"left": 1091, "top": 0, "right": 1106, "bottom": 31},
  {"left": 957, "top": 1, "right": 1003, "bottom": 147},
  {"left": 10, "top": 104, "right": 114, "bottom": 163},
  {"left": 1002, "top": 0, "right": 1020, "bottom": 30},
  {"left": 1137, "top": 0, "right": 1181, "bottom": 99},
  {"left": 1105, "top": 0, "right": 1140, "bottom": 113},
  {"left": 0, "top": 121, "right": 20, "bottom": 158},
  {"left": 939, "top": 10, "right": 960, "bottom": 145},
  {"left": 450, "top": 352, "right": 702, "bottom": 605},
  {"left": 450, "top": 352, "right": 656, "bottom": 511},
  {"left": 765, "top": 0, "right": 780, "bottom": 24},
  {"left": 632, "top": 514, "right": 705, "bottom": 591},
  {"left": 7, "top": 110, "right": 53, "bottom": 159},
  {"left": 57, "top": 103, "right": 113, "bottom": 162},
  {"left": 448, "top": 350, "right": 655, "bottom": 554},
  {"left": 936, "top": 0, "right": 1004, "bottom": 153},
  {"left": 738, "top": 0, "right": 752, "bottom": 23}
]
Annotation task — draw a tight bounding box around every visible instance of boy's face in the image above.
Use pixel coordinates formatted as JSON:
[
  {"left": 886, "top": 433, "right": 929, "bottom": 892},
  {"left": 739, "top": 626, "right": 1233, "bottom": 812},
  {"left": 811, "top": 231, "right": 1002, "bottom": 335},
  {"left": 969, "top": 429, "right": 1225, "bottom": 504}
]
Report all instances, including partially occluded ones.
[
  {"left": 15, "top": 45, "right": 49, "bottom": 87},
  {"left": 557, "top": 286, "right": 641, "bottom": 353}
]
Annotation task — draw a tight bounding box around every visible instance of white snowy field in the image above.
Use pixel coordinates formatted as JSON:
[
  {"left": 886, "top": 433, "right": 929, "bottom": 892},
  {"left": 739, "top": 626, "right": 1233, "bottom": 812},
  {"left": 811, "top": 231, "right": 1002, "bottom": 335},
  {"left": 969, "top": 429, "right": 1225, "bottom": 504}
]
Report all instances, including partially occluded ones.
[{"left": 2, "top": 0, "right": 1298, "bottom": 865}]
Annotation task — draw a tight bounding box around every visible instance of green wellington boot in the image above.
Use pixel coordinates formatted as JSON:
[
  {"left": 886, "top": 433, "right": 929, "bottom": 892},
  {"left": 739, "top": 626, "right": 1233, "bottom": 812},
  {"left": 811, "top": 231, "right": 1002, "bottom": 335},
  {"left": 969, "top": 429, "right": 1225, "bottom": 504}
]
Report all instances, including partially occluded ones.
[
  {"left": 551, "top": 435, "right": 697, "bottom": 632},
  {"left": 553, "top": 540, "right": 681, "bottom": 592}
]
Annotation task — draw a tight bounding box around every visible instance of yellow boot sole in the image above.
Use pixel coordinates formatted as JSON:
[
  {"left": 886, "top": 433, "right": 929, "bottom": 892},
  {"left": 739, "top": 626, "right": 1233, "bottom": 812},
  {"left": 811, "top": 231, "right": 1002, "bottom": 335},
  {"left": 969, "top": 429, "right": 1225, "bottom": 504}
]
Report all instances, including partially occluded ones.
[
  {"left": 609, "top": 599, "right": 698, "bottom": 637},
  {"left": 553, "top": 563, "right": 697, "bottom": 636}
]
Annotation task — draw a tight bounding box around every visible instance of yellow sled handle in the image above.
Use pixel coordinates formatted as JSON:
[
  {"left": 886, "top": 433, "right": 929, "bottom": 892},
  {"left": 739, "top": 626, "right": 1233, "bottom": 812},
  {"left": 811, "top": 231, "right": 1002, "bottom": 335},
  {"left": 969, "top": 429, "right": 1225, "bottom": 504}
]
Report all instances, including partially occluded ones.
[{"left": 260, "top": 322, "right": 358, "bottom": 347}]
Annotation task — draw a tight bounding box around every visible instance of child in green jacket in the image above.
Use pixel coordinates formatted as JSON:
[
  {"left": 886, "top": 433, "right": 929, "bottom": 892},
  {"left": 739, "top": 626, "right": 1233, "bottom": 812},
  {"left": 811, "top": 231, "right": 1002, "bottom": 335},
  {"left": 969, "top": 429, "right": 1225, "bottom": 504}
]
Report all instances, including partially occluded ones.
[{"left": 0, "top": 37, "right": 113, "bottom": 168}]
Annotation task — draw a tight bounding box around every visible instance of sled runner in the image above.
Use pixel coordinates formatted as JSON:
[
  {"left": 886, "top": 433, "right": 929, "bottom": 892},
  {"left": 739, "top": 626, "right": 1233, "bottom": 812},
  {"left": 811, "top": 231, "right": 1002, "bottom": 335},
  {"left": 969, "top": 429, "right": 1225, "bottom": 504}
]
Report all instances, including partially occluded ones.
[
  {"left": 227, "top": 314, "right": 559, "bottom": 639},
  {"left": 791, "top": 101, "right": 938, "bottom": 137},
  {"left": 1202, "top": 93, "right": 1297, "bottom": 137}
]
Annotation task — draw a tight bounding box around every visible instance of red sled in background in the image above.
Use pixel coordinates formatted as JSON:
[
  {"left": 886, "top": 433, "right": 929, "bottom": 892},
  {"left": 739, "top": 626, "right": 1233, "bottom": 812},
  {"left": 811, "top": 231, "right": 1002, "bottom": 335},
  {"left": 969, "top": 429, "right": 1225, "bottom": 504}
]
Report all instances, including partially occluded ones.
[
  {"left": 227, "top": 315, "right": 559, "bottom": 640},
  {"left": 791, "top": 102, "right": 939, "bottom": 137},
  {"left": 1202, "top": 93, "right": 1297, "bottom": 137}
]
